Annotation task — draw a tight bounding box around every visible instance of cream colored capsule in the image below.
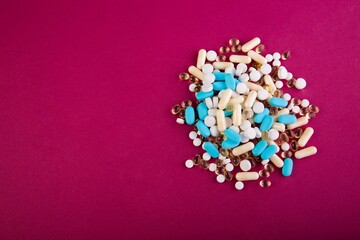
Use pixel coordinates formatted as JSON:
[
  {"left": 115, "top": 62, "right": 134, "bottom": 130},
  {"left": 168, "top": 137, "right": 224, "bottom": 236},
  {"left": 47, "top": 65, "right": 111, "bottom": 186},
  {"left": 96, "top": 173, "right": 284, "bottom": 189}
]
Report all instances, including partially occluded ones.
[
  {"left": 188, "top": 65, "right": 205, "bottom": 81},
  {"left": 196, "top": 49, "right": 206, "bottom": 69},
  {"left": 274, "top": 109, "right": 290, "bottom": 120},
  {"left": 247, "top": 50, "right": 267, "bottom": 65},
  {"left": 272, "top": 122, "right": 285, "bottom": 132},
  {"left": 246, "top": 82, "right": 263, "bottom": 91},
  {"left": 264, "top": 75, "right": 276, "bottom": 94},
  {"left": 232, "top": 142, "right": 254, "bottom": 156},
  {"left": 287, "top": 117, "right": 309, "bottom": 130},
  {"left": 295, "top": 146, "right": 317, "bottom": 159},
  {"left": 241, "top": 37, "right": 261, "bottom": 52},
  {"left": 236, "top": 172, "right": 259, "bottom": 181},
  {"left": 216, "top": 109, "right": 226, "bottom": 132},
  {"left": 213, "top": 62, "right": 234, "bottom": 70},
  {"left": 217, "top": 89, "right": 233, "bottom": 109},
  {"left": 298, "top": 127, "right": 314, "bottom": 147},
  {"left": 228, "top": 96, "right": 244, "bottom": 105},
  {"left": 270, "top": 154, "right": 284, "bottom": 168},
  {"left": 232, "top": 103, "right": 242, "bottom": 126},
  {"left": 229, "top": 55, "right": 252, "bottom": 64},
  {"left": 244, "top": 90, "right": 257, "bottom": 108}
]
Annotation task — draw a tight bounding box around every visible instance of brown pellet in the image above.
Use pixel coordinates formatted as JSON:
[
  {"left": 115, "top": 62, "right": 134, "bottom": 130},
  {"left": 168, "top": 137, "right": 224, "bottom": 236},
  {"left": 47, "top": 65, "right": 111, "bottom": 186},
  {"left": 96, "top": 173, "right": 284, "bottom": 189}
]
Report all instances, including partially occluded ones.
[
  {"left": 179, "top": 72, "right": 190, "bottom": 80},
  {"left": 216, "top": 55, "right": 226, "bottom": 62},
  {"left": 220, "top": 148, "right": 229, "bottom": 157},
  {"left": 259, "top": 170, "right": 270, "bottom": 178},
  {"left": 264, "top": 163, "right": 275, "bottom": 173},
  {"left": 255, "top": 44, "right": 265, "bottom": 53},
  {"left": 219, "top": 46, "right": 230, "bottom": 54},
  {"left": 232, "top": 156, "right": 240, "bottom": 166},
  {"left": 229, "top": 38, "right": 240, "bottom": 46},
  {"left": 294, "top": 128, "right": 303, "bottom": 138},
  {"left": 287, "top": 78, "right": 296, "bottom": 88},
  {"left": 231, "top": 45, "right": 241, "bottom": 52},
  {"left": 181, "top": 100, "right": 192, "bottom": 108},
  {"left": 171, "top": 104, "right": 181, "bottom": 115},
  {"left": 178, "top": 108, "right": 186, "bottom": 118},
  {"left": 224, "top": 171, "right": 233, "bottom": 181},
  {"left": 193, "top": 154, "right": 202, "bottom": 165},
  {"left": 260, "top": 179, "right": 271, "bottom": 188},
  {"left": 309, "top": 105, "right": 320, "bottom": 113},
  {"left": 201, "top": 160, "right": 209, "bottom": 170},
  {"left": 290, "top": 140, "right": 299, "bottom": 151},
  {"left": 281, "top": 50, "right": 291, "bottom": 60}
]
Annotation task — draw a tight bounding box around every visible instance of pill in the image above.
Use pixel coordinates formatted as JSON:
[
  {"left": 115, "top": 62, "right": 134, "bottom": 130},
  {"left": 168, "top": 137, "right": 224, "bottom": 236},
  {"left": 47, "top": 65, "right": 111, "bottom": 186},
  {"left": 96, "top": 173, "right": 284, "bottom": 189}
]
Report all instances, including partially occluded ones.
[
  {"left": 204, "top": 115, "right": 216, "bottom": 127},
  {"left": 228, "top": 96, "right": 244, "bottom": 105},
  {"left": 295, "top": 78, "right": 307, "bottom": 89},
  {"left": 270, "top": 154, "right": 284, "bottom": 168},
  {"left": 196, "top": 49, "right": 207, "bottom": 69},
  {"left": 213, "top": 62, "right": 234, "bottom": 70},
  {"left": 277, "top": 66, "right": 288, "bottom": 79},
  {"left": 240, "top": 160, "right": 252, "bottom": 172},
  {"left": 268, "top": 129, "right": 279, "bottom": 140},
  {"left": 247, "top": 50, "right": 267, "bottom": 65},
  {"left": 269, "top": 97, "right": 288, "bottom": 108},
  {"left": 224, "top": 129, "right": 241, "bottom": 143},
  {"left": 216, "top": 109, "right": 226, "bottom": 132},
  {"left": 217, "top": 89, "right": 233, "bottom": 109},
  {"left": 232, "top": 103, "right": 242, "bottom": 126},
  {"left": 282, "top": 158, "right": 293, "bottom": 176},
  {"left": 241, "top": 37, "right": 261, "bottom": 52},
  {"left": 205, "top": 98, "right": 213, "bottom": 109},
  {"left": 261, "top": 145, "right": 277, "bottom": 159},
  {"left": 203, "top": 74, "right": 215, "bottom": 84},
  {"left": 189, "top": 131, "right": 198, "bottom": 140},
  {"left": 188, "top": 65, "right": 205, "bottom": 81},
  {"left": 225, "top": 74, "right": 236, "bottom": 91},
  {"left": 301, "top": 99, "right": 310, "bottom": 107},
  {"left": 254, "top": 108, "right": 270, "bottom": 124},
  {"left": 222, "top": 139, "right": 240, "bottom": 149},
  {"left": 298, "top": 127, "right": 314, "bottom": 147},
  {"left": 275, "top": 80, "right": 283, "bottom": 89},
  {"left": 235, "top": 172, "right": 259, "bottom": 181},
  {"left": 202, "top": 64, "right": 214, "bottom": 75},
  {"left": 264, "top": 75, "right": 277, "bottom": 94},
  {"left": 185, "top": 106, "right": 195, "bottom": 125},
  {"left": 217, "top": 174, "right": 225, "bottom": 183},
  {"left": 176, "top": 118, "right": 185, "bottom": 124},
  {"left": 277, "top": 114, "right": 297, "bottom": 124},
  {"left": 252, "top": 140, "right": 268, "bottom": 156},
  {"left": 232, "top": 142, "right": 255, "bottom": 156},
  {"left": 295, "top": 146, "right": 317, "bottom": 159},
  {"left": 260, "top": 115, "right": 274, "bottom": 131},
  {"left": 213, "top": 72, "right": 228, "bottom": 81},
  {"left": 225, "top": 163, "right": 234, "bottom": 172},
  {"left": 229, "top": 55, "right": 252, "bottom": 64},
  {"left": 244, "top": 90, "right": 257, "bottom": 108},
  {"left": 204, "top": 142, "right": 220, "bottom": 158},
  {"left": 246, "top": 82, "right": 263, "bottom": 91},
  {"left": 272, "top": 122, "right": 285, "bottom": 132},
  {"left": 257, "top": 89, "right": 269, "bottom": 100},
  {"left": 206, "top": 50, "right": 217, "bottom": 62},
  {"left": 249, "top": 70, "right": 261, "bottom": 82},
  {"left": 213, "top": 82, "right": 227, "bottom": 91},
  {"left": 287, "top": 117, "right": 309, "bottom": 130},
  {"left": 197, "top": 102, "right": 208, "bottom": 120},
  {"left": 260, "top": 64, "right": 272, "bottom": 75},
  {"left": 240, "top": 120, "right": 251, "bottom": 130},
  {"left": 196, "top": 91, "right": 214, "bottom": 101},
  {"left": 235, "top": 181, "right": 244, "bottom": 190},
  {"left": 193, "top": 138, "right": 202, "bottom": 146},
  {"left": 196, "top": 120, "right": 211, "bottom": 138},
  {"left": 253, "top": 101, "right": 264, "bottom": 114}
]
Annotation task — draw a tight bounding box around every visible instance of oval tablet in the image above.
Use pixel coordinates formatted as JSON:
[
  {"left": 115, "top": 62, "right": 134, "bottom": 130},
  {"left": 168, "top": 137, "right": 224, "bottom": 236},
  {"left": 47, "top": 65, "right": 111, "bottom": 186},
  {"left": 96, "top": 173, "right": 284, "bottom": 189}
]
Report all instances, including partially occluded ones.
[
  {"left": 277, "top": 114, "right": 297, "bottom": 124},
  {"left": 261, "top": 145, "right": 277, "bottom": 160},
  {"left": 221, "top": 139, "right": 240, "bottom": 149},
  {"left": 225, "top": 74, "right": 236, "bottom": 91},
  {"left": 185, "top": 106, "right": 195, "bottom": 125},
  {"left": 196, "top": 91, "right": 214, "bottom": 101},
  {"left": 252, "top": 140, "right": 268, "bottom": 157},
  {"left": 197, "top": 102, "right": 208, "bottom": 120},
  {"left": 213, "top": 82, "right": 227, "bottom": 91},
  {"left": 232, "top": 142, "right": 254, "bottom": 156},
  {"left": 204, "top": 142, "right": 219, "bottom": 158},
  {"left": 195, "top": 120, "right": 211, "bottom": 138},
  {"left": 260, "top": 115, "right": 274, "bottom": 131},
  {"left": 282, "top": 158, "right": 293, "bottom": 177},
  {"left": 269, "top": 97, "right": 288, "bottom": 108},
  {"left": 224, "top": 129, "right": 241, "bottom": 143},
  {"left": 254, "top": 108, "right": 270, "bottom": 124},
  {"left": 213, "top": 72, "right": 228, "bottom": 81}
]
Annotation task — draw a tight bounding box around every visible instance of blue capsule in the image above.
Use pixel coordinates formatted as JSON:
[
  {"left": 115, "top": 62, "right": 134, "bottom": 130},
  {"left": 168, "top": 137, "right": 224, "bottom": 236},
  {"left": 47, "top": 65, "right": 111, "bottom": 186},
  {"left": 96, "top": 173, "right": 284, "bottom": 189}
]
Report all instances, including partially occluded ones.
[
  {"left": 204, "top": 142, "right": 219, "bottom": 158},
  {"left": 277, "top": 114, "right": 297, "bottom": 124},
  {"left": 195, "top": 120, "right": 210, "bottom": 138},
  {"left": 252, "top": 140, "right": 268, "bottom": 157},
  {"left": 213, "top": 82, "right": 227, "bottom": 91},
  {"left": 185, "top": 106, "right": 195, "bottom": 125},
  {"left": 197, "top": 102, "right": 208, "bottom": 120},
  {"left": 213, "top": 72, "right": 229, "bottom": 81},
  {"left": 269, "top": 97, "right": 288, "bottom": 108},
  {"left": 254, "top": 108, "right": 270, "bottom": 124},
  {"left": 196, "top": 91, "right": 214, "bottom": 101},
  {"left": 261, "top": 145, "right": 277, "bottom": 159},
  {"left": 260, "top": 115, "right": 274, "bottom": 131},
  {"left": 225, "top": 74, "right": 236, "bottom": 91},
  {"left": 224, "top": 129, "right": 241, "bottom": 143},
  {"left": 282, "top": 158, "right": 293, "bottom": 177},
  {"left": 221, "top": 139, "right": 240, "bottom": 149}
]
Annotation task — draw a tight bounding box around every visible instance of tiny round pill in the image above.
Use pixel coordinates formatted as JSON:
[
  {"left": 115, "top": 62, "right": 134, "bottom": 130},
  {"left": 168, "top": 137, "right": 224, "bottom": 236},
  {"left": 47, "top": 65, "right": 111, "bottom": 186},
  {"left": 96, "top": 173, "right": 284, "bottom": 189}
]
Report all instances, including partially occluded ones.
[
  {"left": 301, "top": 99, "right": 310, "bottom": 107},
  {"left": 206, "top": 50, "right": 217, "bottom": 61},
  {"left": 277, "top": 66, "right": 288, "bottom": 79},
  {"left": 281, "top": 142, "right": 290, "bottom": 151},
  {"left": 275, "top": 80, "right": 283, "bottom": 89},
  {"left": 193, "top": 138, "right": 202, "bottom": 146},
  {"left": 272, "top": 60, "right": 281, "bottom": 67},
  {"left": 295, "top": 78, "right": 307, "bottom": 89},
  {"left": 240, "top": 120, "right": 251, "bottom": 130},
  {"left": 225, "top": 66, "right": 236, "bottom": 75},
  {"left": 229, "top": 125, "right": 240, "bottom": 133},
  {"left": 269, "top": 129, "right": 279, "bottom": 140},
  {"left": 189, "top": 131, "right": 198, "bottom": 140},
  {"left": 204, "top": 115, "right": 216, "bottom": 127},
  {"left": 253, "top": 101, "right": 264, "bottom": 114},
  {"left": 216, "top": 174, "right": 225, "bottom": 183},
  {"left": 292, "top": 106, "right": 300, "bottom": 114},
  {"left": 185, "top": 159, "right": 194, "bottom": 168},
  {"left": 257, "top": 89, "right": 269, "bottom": 100},
  {"left": 245, "top": 128, "right": 256, "bottom": 139},
  {"left": 202, "top": 63, "right": 214, "bottom": 74},
  {"left": 202, "top": 83, "right": 213, "bottom": 92},
  {"left": 203, "top": 74, "right": 215, "bottom": 84},
  {"left": 189, "top": 83, "right": 196, "bottom": 92},
  {"left": 273, "top": 52, "right": 281, "bottom": 60},
  {"left": 239, "top": 73, "right": 249, "bottom": 82},
  {"left": 236, "top": 82, "right": 249, "bottom": 94},
  {"left": 209, "top": 163, "right": 217, "bottom": 172},
  {"left": 283, "top": 93, "right": 291, "bottom": 101},
  {"left": 260, "top": 179, "right": 271, "bottom": 188},
  {"left": 225, "top": 163, "right": 234, "bottom": 172},
  {"left": 260, "top": 64, "right": 272, "bottom": 75},
  {"left": 249, "top": 70, "right": 261, "bottom": 82},
  {"left": 176, "top": 118, "right": 185, "bottom": 124},
  {"left": 235, "top": 181, "right": 244, "bottom": 190},
  {"left": 210, "top": 126, "right": 219, "bottom": 137},
  {"left": 240, "top": 160, "right": 252, "bottom": 172},
  {"left": 202, "top": 152, "right": 211, "bottom": 161},
  {"left": 265, "top": 54, "right": 273, "bottom": 62},
  {"left": 286, "top": 72, "right": 293, "bottom": 80}
]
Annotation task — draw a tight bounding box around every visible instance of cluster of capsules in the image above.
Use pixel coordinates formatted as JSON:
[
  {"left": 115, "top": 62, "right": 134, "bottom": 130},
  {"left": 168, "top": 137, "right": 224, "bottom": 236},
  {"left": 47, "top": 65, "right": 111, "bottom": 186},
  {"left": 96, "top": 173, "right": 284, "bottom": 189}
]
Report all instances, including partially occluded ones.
[{"left": 171, "top": 37, "right": 319, "bottom": 190}]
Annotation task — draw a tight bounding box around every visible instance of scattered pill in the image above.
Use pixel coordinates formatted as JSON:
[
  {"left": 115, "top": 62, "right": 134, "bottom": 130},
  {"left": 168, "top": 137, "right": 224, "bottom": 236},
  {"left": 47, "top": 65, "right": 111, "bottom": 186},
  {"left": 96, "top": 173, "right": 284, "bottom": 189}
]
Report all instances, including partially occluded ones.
[{"left": 235, "top": 181, "right": 245, "bottom": 190}]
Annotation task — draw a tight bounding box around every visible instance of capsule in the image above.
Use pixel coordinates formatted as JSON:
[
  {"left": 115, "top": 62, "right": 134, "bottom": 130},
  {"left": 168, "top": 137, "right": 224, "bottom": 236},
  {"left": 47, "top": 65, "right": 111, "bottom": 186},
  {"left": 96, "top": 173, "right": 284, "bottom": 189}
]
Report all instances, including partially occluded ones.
[
  {"left": 261, "top": 145, "right": 277, "bottom": 160},
  {"left": 224, "top": 129, "right": 241, "bottom": 143},
  {"left": 228, "top": 96, "right": 244, "bottom": 105},
  {"left": 196, "top": 49, "right": 206, "bottom": 69},
  {"left": 260, "top": 115, "right": 274, "bottom": 131},
  {"left": 196, "top": 91, "right": 214, "bottom": 101},
  {"left": 213, "top": 62, "right": 234, "bottom": 70},
  {"left": 287, "top": 117, "right": 309, "bottom": 130},
  {"left": 195, "top": 120, "right": 211, "bottom": 138},
  {"left": 197, "top": 102, "right": 208, "bottom": 120},
  {"left": 252, "top": 140, "right": 268, "bottom": 157},
  {"left": 254, "top": 108, "right": 270, "bottom": 124},
  {"left": 218, "top": 89, "right": 233, "bottom": 109},
  {"left": 204, "top": 142, "right": 219, "bottom": 158},
  {"left": 264, "top": 75, "right": 276, "bottom": 94},
  {"left": 273, "top": 108, "right": 290, "bottom": 120},
  {"left": 247, "top": 50, "right": 267, "bottom": 65},
  {"left": 272, "top": 122, "right": 285, "bottom": 132},
  {"left": 298, "top": 127, "right": 314, "bottom": 147},
  {"left": 236, "top": 172, "right": 259, "bottom": 181},
  {"left": 232, "top": 103, "right": 242, "bottom": 126},
  {"left": 277, "top": 114, "right": 297, "bottom": 124},
  {"left": 270, "top": 154, "right": 284, "bottom": 168},
  {"left": 246, "top": 82, "right": 263, "bottom": 91},
  {"left": 229, "top": 55, "right": 252, "bottom": 63},
  {"left": 269, "top": 97, "right": 288, "bottom": 108},
  {"left": 188, "top": 65, "right": 205, "bottom": 81},
  {"left": 216, "top": 109, "right": 226, "bottom": 132},
  {"left": 232, "top": 142, "right": 255, "bottom": 156},
  {"left": 241, "top": 37, "right": 261, "bottom": 52},
  {"left": 282, "top": 158, "right": 293, "bottom": 177},
  {"left": 225, "top": 74, "right": 236, "bottom": 91},
  {"left": 185, "top": 106, "right": 195, "bottom": 125},
  {"left": 244, "top": 90, "right": 257, "bottom": 108},
  {"left": 294, "top": 146, "right": 317, "bottom": 159},
  {"left": 213, "top": 72, "right": 228, "bottom": 81}
]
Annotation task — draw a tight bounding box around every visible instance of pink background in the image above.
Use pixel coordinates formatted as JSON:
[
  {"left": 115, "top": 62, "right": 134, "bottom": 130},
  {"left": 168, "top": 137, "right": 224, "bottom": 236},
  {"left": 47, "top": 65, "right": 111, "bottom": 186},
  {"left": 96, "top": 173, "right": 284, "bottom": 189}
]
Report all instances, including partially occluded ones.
[{"left": 0, "top": 0, "right": 359, "bottom": 239}]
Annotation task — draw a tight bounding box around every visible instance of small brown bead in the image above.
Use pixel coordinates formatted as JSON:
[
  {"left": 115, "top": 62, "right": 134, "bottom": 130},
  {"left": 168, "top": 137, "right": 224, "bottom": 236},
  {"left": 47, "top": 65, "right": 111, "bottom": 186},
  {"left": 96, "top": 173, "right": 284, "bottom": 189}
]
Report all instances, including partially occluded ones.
[
  {"left": 220, "top": 148, "right": 229, "bottom": 157},
  {"left": 254, "top": 156, "right": 262, "bottom": 163},
  {"left": 178, "top": 108, "right": 186, "bottom": 118},
  {"left": 232, "top": 156, "right": 240, "bottom": 166},
  {"left": 274, "top": 137, "right": 283, "bottom": 145},
  {"left": 181, "top": 100, "right": 192, "bottom": 108},
  {"left": 290, "top": 140, "right": 299, "bottom": 151},
  {"left": 306, "top": 112, "right": 316, "bottom": 119},
  {"left": 219, "top": 46, "right": 230, "bottom": 54},
  {"left": 239, "top": 153, "right": 248, "bottom": 160},
  {"left": 215, "top": 166, "right": 225, "bottom": 175},
  {"left": 308, "top": 105, "right": 320, "bottom": 113},
  {"left": 229, "top": 38, "right": 240, "bottom": 46},
  {"left": 285, "top": 129, "right": 294, "bottom": 138},
  {"left": 217, "top": 134, "right": 225, "bottom": 143},
  {"left": 193, "top": 154, "right": 202, "bottom": 165},
  {"left": 259, "top": 170, "right": 270, "bottom": 178},
  {"left": 291, "top": 98, "right": 302, "bottom": 106},
  {"left": 287, "top": 78, "right": 296, "bottom": 88},
  {"left": 269, "top": 107, "right": 278, "bottom": 116},
  {"left": 248, "top": 158, "right": 257, "bottom": 168},
  {"left": 171, "top": 104, "right": 181, "bottom": 115},
  {"left": 194, "top": 86, "right": 201, "bottom": 92},
  {"left": 255, "top": 44, "right": 265, "bottom": 53},
  {"left": 215, "top": 159, "right": 223, "bottom": 167},
  {"left": 281, "top": 50, "right": 291, "bottom": 60},
  {"left": 179, "top": 72, "right": 190, "bottom": 81},
  {"left": 260, "top": 179, "right": 271, "bottom": 188},
  {"left": 299, "top": 107, "right": 309, "bottom": 116},
  {"left": 201, "top": 160, "right": 209, "bottom": 170},
  {"left": 258, "top": 76, "right": 265, "bottom": 85},
  {"left": 189, "top": 76, "right": 198, "bottom": 83},
  {"left": 231, "top": 45, "right": 241, "bottom": 52},
  {"left": 294, "top": 128, "right": 303, "bottom": 138},
  {"left": 280, "top": 132, "right": 290, "bottom": 142},
  {"left": 264, "top": 163, "right": 275, "bottom": 173},
  {"left": 273, "top": 90, "right": 283, "bottom": 97},
  {"left": 216, "top": 55, "right": 226, "bottom": 62},
  {"left": 224, "top": 171, "right": 233, "bottom": 181},
  {"left": 281, "top": 151, "right": 293, "bottom": 158}
]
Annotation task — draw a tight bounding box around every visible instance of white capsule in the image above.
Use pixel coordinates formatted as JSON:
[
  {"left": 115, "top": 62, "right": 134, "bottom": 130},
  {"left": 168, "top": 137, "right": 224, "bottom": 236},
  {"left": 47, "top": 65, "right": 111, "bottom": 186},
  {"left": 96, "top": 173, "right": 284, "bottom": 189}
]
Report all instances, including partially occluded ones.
[
  {"left": 216, "top": 110, "right": 226, "bottom": 132},
  {"left": 295, "top": 146, "right": 317, "bottom": 159},
  {"left": 202, "top": 83, "right": 213, "bottom": 92},
  {"left": 229, "top": 55, "right": 252, "bottom": 64},
  {"left": 275, "top": 80, "right": 283, "bottom": 89},
  {"left": 240, "top": 120, "right": 251, "bottom": 130},
  {"left": 265, "top": 54, "right": 273, "bottom": 62},
  {"left": 240, "top": 160, "right": 252, "bottom": 172},
  {"left": 295, "top": 78, "right": 307, "bottom": 89},
  {"left": 254, "top": 127, "right": 262, "bottom": 138},
  {"left": 188, "top": 65, "right": 205, "bottom": 81},
  {"left": 204, "top": 115, "right": 216, "bottom": 127},
  {"left": 273, "top": 108, "right": 290, "bottom": 120},
  {"left": 264, "top": 75, "right": 277, "bottom": 94},
  {"left": 185, "top": 159, "right": 194, "bottom": 168},
  {"left": 283, "top": 93, "right": 291, "bottom": 101},
  {"left": 286, "top": 72, "right": 293, "bottom": 80},
  {"left": 196, "top": 49, "right": 207, "bottom": 69},
  {"left": 245, "top": 128, "right": 256, "bottom": 139},
  {"left": 249, "top": 70, "right": 261, "bottom": 82},
  {"left": 232, "top": 142, "right": 254, "bottom": 156},
  {"left": 210, "top": 125, "right": 219, "bottom": 137},
  {"left": 203, "top": 73, "right": 215, "bottom": 84},
  {"left": 273, "top": 52, "right": 281, "bottom": 60},
  {"left": 213, "top": 62, "right": 234, "bottom": 70},
  {"left": 272, "top": 59, "right": 281, "bottom": 67},
  {"left": 202, "top": 63, "right": 214, "bottom": 74},
  {"left": 270, "top": 154, "right": 284, "bottom": 168},
  {"left": 236, "top": 82, "right": 248, "bottom": 94},
  {"left": 189, "top": 83, "right": 196, "bottom": 92},
  {"left": 244, "top": 90, "right": 257, "bottom": 108},
  {"left": 260, "top": 63, "right": 272, "bottom": 75},
  {"left": 301, "top": 99, "right": 310, "bottom": 107},
  {"left": 272, "top": 122, "right": 285, "bottom": 132},
  {"left": 229, "top": 125, "right": 240, "bottom": 133},
  {"left": 246, "top": 82, "right": 262, "bottom": 91},
  {"left": 239, "top": 73, "right": 249, "bottom": 82},
  {"left": 206, "top": 50, "right": 217, "bottom": 62},
  {"left": 257, "top": 89, "right": 269, "bottom": 101},
  {"left": 216, "top": 174, "right": 226, "bottom": 183},
  {"left": 287, "top": 117, "right": 309, "bottom": 130},
  {"left": 248, "top": 50, "right": 267, "bottom": 65},
  {"left": 281, "top": 142, "right": 290, "bottom": 151},
  {"left": 189, "top": 131, "right": 198, "bottom": 140},
  {"left": 252, "top": 101, "right": 264, "bottom": 114},
  {"left": 268, "top": 129, "right": 279, "bottom": 140},
  {"left": 203, "top": 152, "right": 211, "bottom": 161},
  {"left": 236, "top": 172, "right": 259, "bottom": 181},
  {"left": 235, "top": 181, "right": 244, "bottom": 190},
  {"left": 241, "top": 37, "right": 261, "bottom": 52},
  {"left": 298, "top": 127, "right": 314, "bottom": 147},
  {"left": 209, "top": 163, "right": 217, "bottom": 172},
  {"left": 176, "top": 118, "right": 185, "bottom": 124},
  {"left": 277, "top": 66, "right": 288, "bottom": 79},
  {"left": 232, "top": 103, "right": 242, "bottom": 126},
  {"left": 205, "top": 98, "right": 213, "bottom": 109},
  {"left": 193, "top": 138, "right": 202, "bottom": 146},
  {"left": 225, "top": 163, "right": 234, "bottom": 172}
]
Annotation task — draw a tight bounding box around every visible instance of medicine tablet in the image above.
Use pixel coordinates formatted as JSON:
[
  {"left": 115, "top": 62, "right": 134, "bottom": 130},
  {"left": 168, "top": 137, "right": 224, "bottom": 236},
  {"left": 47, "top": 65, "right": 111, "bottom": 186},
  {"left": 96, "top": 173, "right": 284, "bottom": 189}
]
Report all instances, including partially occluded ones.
[
  {"left": 273, "top": 52, "right": 281, "bottom": 60},
  {"left": 240, "top": 120, "right": 251, "bottom": 130},
  {"left": 245, "top": 128, "right": 256, "bottom": 139},
  {"left": 272, "top": 59, "right": 281, "bottom": 66},
  {"left": 249, "top": 70, "right": 261, "bottom": 82},
  {"left": 185, "top": 159, "right": 194, "bottom": 168},
  {"left": 235, "top": 181, "right": 244, "bottom": 190},
  {"left": 257, "top": 89, "right": 269, "bottom": 101},
  {"left": 189, "top": 131, "right": 198, "bottom": 140},
  {"left": 295, "top": 78, "right": 307, "bottom": 89},
  {"left": 301, "top": 99, "right": 310, "bottom": 107},
  {"left": 240, "top": 160, "right": 252, "bottom": 172},
  {"left": 210, "top": 126, "right": 219, "bottom": 137},
  {"left": 193, "top": 138, "right": 202, "bottom": 146},
  {"left": 253, "top": 101, "right": 264, "bottom": 114},
  {"left": 281, "top": 142, "right": 290, "bottom": 151},
  {"left": 265, "top": 54, "right": 273, "bottom": 62},
  {"left": 202, "top": 63, "right": 214, "bottom": 74},
  {"left": 277, "top": 66, "right": 288, "bottom": 79},
  {"left": 209, "top": 163, "right": 217, "bottom": 172},
  {"left": 206, "top": 50, "right": 217, "bottom": 62},
  {"left": 225, "top": 163, "right": 234, "bottom": 172},
  {"left": 176, "top": 118, "right": 185, "bottom": 124},
  {"left": 275, "top": 80, "right": 283, "bottom": 89},
  {"left": 260, "top": 64, "right": 272, "bottom": 75},
  {"left": 203, "top": 152, "right": 211, "bottom": 161},
  {"left": 283, "top": 93, "right": 291, "bottom": 101},
  {"left": 202, "top": 83, "right": 213, "bottom": 92},
  {"left": 203, "top": 74, "right": 216, "bottom": 84},
  {"left": 204, "top": 115, "right": 216, "bottom": 127},
  {"left": 268, "top": 129, "right": 279, "bottom": 140},
  {"left": 217, "top": 174, "right": 225, "bottom": 183}
]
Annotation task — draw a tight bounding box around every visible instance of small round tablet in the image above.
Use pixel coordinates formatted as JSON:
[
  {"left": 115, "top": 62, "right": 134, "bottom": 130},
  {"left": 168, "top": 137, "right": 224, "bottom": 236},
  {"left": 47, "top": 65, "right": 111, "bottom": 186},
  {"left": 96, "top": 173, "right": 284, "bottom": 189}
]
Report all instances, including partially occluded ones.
[
  {"left": 240, "top": 160, "right": 251, "bottom": 171},
  {"left": 236, "top": 82, "right": 248, "bottom": 94},
  {"left": 216, "top": 174, "right": 225, "bottom": 183},
  {"left": 245, "top": 128, "right": 256, "bottom": 139},
  {"left": 189, "top": 131, "right": 197, "bottom": 140},
  {"left": 235, "top": 181, "right": 244, "bottom": 190},
  {"left": 193, "top": 138, "right": 202, "bottom": 146},
  {"left": 269, "top": 129, "right": 279, "bottom": 140},
  {"left": 185, "top": 159, "right": 194, "bottom": 168},
  {"left": 301, "top": 99, "right": 310, "bottom": 107},
  {"left": 204, "top": 115, "right": 216, "bottom": 127},
  {"left": 225, "top": 163, "right": 234, "bottom": 172},
  {"left": 202, "top": 64, "right": 214, "bottom": 74},
  {"left": 295, "top": 78, "right": 307, "bottom": 89},
  {"left": 257, "top": 89, "right": 269, "bottom": 100},
  {"left": 202, "top": 152, "right": 211, "bottom": 161},
  {"left": 249, "top": 70, "right": 261, "bottom": 82},
  {"left": 260, "top": 64, "right": 272, "bottom": 75},
  {"left": 209, "top": 163, "right": 217, "bottom": 172},
  {"left": 206, "top": 50, "right": 217, "bottom": 62}
]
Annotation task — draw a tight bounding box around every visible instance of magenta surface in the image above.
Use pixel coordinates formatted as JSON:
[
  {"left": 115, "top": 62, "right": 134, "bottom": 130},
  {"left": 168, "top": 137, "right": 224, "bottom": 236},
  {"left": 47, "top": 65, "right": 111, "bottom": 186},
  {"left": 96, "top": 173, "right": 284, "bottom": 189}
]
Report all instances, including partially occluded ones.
[{"left": 0, "top": 0, "right": 359, "bottom": 239}]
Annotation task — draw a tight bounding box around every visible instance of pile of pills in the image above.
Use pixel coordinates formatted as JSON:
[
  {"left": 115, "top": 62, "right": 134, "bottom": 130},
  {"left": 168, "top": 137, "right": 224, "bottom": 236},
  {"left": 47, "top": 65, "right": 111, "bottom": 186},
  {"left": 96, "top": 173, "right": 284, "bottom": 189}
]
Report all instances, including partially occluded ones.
[{"left": 172, "top": 37, "right": 319, "bottom": 190}]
